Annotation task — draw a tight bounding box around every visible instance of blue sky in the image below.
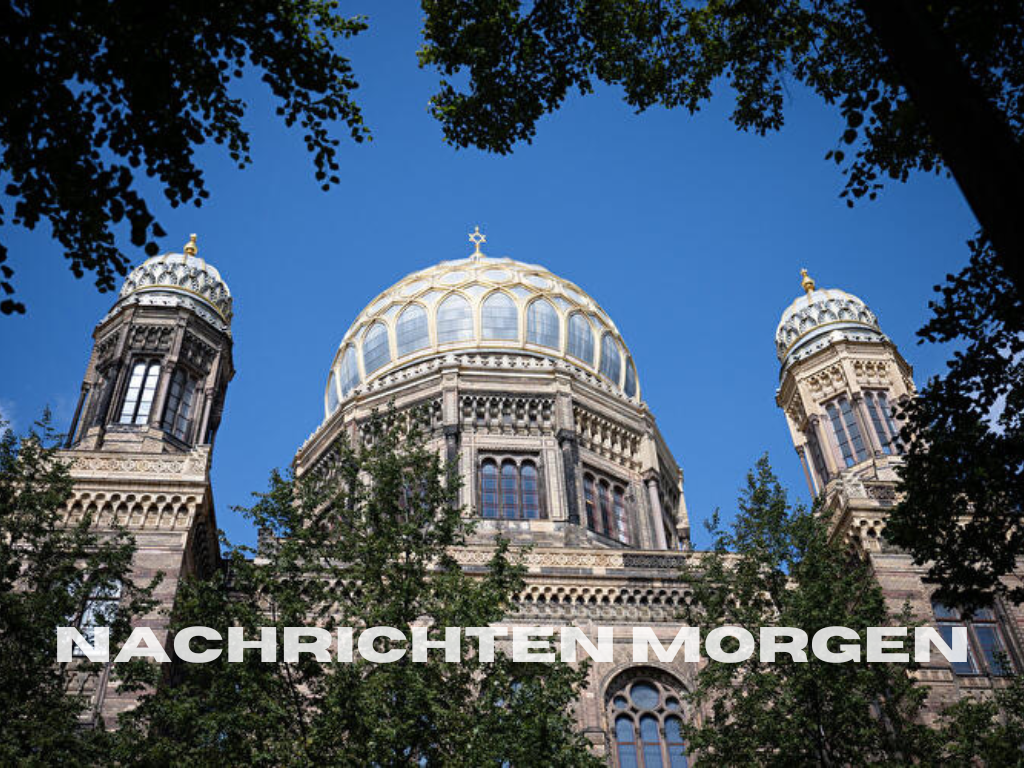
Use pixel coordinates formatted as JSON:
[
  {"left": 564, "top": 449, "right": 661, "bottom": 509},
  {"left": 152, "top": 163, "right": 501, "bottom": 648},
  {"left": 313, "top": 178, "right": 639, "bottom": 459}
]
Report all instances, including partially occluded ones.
[{"left": 0, "top": 6, "right": 976, "bottom": 550}]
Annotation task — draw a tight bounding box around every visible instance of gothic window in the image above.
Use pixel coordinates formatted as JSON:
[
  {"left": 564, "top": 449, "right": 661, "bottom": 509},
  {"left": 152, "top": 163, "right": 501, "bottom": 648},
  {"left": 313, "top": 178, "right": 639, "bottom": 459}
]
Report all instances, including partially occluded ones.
[
  {"left": 163, "top": 368, "right": 198, "bottom": 441},
  {"left": 480, "top": 460, "right": 499, "bottom": 518},
  {"left": 118, "top": 360, "right": 161, "bottom": 425},
  {"left": 825, "top": 395, "right": 868, "bottom": 467},
  {"left": 609, "top": 673, "right": 689, "bottom": 768},
  {"left": 933, "top": 600, "right": 1014, "bottom": 676},
  {"left": 481, "top": 292, "right": 519, "bottom": 340},
  {"left": 624, "top": 358, "right": 638, "bottom": 398},
  {"left": 339, "top": 346, "right": 361, "bottom": 395},
  {"left": 600, "top": 334, "right": 622, "bottom": 384},
  {"left": 477, "top": 456, "right": 546, "bottom": 519},
  {"left": 437, "top": 294, "right": 474, "bottom": 343},
  {"left": 864, "top": 390, "right": 902, "bottom": 454},
  {"left": 527, "top": 298, "right": 560, "bottom": 348},
  {"left": 567, "top": 313, "right": 594, "bottom": 364},
  {"left": 362, "top": 323, "right": 391, "bottom": 374},
  {"left": 326, "top": 372, "right": 339, "bottom": 414},
  {"left": 396, "top": 304, "right": 430, "bottom": 356}
]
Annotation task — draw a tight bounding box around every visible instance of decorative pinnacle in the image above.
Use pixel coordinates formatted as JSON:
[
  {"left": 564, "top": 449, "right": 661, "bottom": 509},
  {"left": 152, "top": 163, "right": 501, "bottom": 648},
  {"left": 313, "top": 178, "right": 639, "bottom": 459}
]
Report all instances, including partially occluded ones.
[
  {"left": 800, "top": 268, "right": 816, "bottom": 298},
  {"left": 183, "top": 233, "right": 198, "bottom": 257},
  {"left": 468, "top": 226, "right": 486, "bottom": 258}
]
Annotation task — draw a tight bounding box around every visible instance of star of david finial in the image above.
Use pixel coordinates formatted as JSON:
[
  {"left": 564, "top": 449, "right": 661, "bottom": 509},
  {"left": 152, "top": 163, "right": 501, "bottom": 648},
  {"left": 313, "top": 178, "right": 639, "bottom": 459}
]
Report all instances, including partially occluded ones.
[{"left": 468, "top": 226, "right": 486, "bottom": 258}]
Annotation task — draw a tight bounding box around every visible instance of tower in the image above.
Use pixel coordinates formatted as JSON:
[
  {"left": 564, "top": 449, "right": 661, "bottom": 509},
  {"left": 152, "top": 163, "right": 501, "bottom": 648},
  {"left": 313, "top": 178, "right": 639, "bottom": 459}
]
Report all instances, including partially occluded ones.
[
  {"left": 774, "top": 269, "right": 914, "bottom": 552},
  {"left": 60, "top": 235, "right": 233, "bottom": 724}
]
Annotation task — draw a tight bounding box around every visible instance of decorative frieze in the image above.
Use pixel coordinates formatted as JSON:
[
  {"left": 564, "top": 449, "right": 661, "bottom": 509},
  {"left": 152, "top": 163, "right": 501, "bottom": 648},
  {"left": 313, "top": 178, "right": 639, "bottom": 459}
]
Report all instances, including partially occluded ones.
[{"left": 574, "top": 405, "right": 641, "bottom": 470}]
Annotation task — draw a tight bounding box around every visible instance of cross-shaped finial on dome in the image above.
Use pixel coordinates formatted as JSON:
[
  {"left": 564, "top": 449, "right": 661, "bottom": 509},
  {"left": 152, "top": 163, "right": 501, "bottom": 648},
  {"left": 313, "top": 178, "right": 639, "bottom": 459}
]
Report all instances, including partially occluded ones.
[
  {"left": 468, "top": 226, "right": 486, "bottom": 258},
  {"left": 183, "top": 233, "right": 198, "bottom": 257}
]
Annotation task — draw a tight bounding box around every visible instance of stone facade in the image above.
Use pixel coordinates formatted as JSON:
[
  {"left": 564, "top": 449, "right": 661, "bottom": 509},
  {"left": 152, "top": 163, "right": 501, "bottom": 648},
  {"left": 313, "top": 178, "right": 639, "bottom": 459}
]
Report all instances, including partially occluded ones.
[{"left": 53, "top": 240, "right": 1022, "bottom": 761}]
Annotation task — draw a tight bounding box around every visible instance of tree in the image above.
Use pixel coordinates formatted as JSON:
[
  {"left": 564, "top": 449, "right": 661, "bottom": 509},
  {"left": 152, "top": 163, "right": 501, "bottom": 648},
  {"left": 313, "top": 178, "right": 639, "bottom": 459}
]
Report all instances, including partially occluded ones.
[
  {"left": 937, "top": 670, "right": 1024, "bottom": 765},
  {"left": 0, "top": 414, "right": 155, "bottom": 763},
  {"left": 116, "top": 407, "right": 599, "bottom": 767},
  {"left": 678, "top": 455, "right": 934, "bottom": 765},
  {"left": 0, "top": 0, "right": 370, "bottom": 315},
  {"left": 418, "top": 0, "right": 1024, "bottom": 292},
  {"left": 885, "top": 235, "right": 1024, "bottom": 610}
]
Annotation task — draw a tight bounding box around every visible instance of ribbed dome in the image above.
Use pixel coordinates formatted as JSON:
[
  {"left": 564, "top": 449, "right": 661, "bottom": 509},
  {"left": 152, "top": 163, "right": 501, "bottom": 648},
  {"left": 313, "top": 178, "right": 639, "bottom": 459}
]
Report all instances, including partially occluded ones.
[
  {"left": 116, "top": 235, "right": 232, "bottom": 331},
  {"left": 325, "top": 251, "right": 639, "bottom": 417},
  {"left": 776, "top": 274, "right": 884, "bottom": 368}
]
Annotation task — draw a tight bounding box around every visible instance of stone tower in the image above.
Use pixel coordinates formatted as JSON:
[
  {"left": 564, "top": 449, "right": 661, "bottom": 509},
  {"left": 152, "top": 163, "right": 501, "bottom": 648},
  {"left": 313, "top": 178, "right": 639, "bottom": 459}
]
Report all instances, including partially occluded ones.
[
  {"left": 774, "top": 270, "right": 1021, "bottom": 716},
  {"left": 61, "top": 235, "right": 233, "bottom": 725}
]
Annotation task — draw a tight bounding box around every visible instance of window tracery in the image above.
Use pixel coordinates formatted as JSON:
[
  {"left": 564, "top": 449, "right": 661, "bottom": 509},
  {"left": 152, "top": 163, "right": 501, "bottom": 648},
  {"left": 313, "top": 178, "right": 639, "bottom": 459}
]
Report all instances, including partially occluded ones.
[{"left": 608, "top": 671, "right": 688, "bottom": 768}]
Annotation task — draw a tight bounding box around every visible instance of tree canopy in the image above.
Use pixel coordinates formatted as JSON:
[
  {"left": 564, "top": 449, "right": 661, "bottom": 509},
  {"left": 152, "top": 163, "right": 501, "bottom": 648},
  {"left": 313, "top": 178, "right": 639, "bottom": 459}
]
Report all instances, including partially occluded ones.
[
  {"left": 0, "top": 0, "right": 370, "bottom": 314},
  {"left": 115, "top": 408, "right": 598, "bottom": 767}
]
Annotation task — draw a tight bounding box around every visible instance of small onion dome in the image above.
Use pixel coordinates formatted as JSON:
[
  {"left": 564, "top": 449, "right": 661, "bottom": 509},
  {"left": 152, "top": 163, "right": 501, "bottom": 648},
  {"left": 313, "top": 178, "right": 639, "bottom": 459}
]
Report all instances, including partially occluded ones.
[
  {"left": 116, "top": 234, "right": 232, "bottom": 331},
  {"left": 775, "top": 269, "right": 885, "bottom": 369}
]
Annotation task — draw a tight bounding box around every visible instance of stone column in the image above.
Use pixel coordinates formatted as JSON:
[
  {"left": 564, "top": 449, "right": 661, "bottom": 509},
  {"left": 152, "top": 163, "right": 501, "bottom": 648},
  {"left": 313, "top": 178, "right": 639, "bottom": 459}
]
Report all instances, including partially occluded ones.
[
  {"left": 645, "top": 476, "right": 668, "bottom": 550},
  {"left": 557, "top": 428, "right": 581, "bottom": 525}
]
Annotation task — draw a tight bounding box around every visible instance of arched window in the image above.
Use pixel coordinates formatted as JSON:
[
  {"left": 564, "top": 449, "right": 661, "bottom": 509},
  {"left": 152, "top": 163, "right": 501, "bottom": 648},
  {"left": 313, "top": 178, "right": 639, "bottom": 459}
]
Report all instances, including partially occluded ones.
[
  {"left": 437, "top": 294, "right": 474, "bottom": 343},
  {"left": 118, "top": 360, "right": 161, "bottom": 425},
  {"left": 624, "top": 358, "right": 637, "bottom": 398},
  {"left": 521, "top": 462, "right": 540, "bottom": 519},
  {"left": 480, "top": 460, "right": 499, "bottom": 518},
  {"left": 163, "top": 368, "right": 198, "bottom": 441},
  {"left": 500, "top": 460, "right": 518, "bottom": 519},
  {"left": 362, "top": 322, "right": 391, "bottom": 374},
  {"left": 609, "top": 673, "right": 689, "bottom": 768},
  {"left": 326, "top": 372, "right": 339, "bottom": 415},
  {"left": 481, "top": 292, "right": 519, "bottom": 340},
  {"left": 584, "top": 474, "right": 598, "bottom": 533},
  {"left": 339, "top": 346, "right": 360, "bottom": 395},
  {"left": 613, "top": 486, "right": 630, "bottom": 544},
  {"left": 825, "top": 396, "right": 868, "bottom": 467},
  {"left": 567, "top": 313, "right": 594, "bottom": 364},
  {"left": 527, "top": 298, "right": 560, "bottom": 348},
  {"left": 600, "top": 334, "right": 622, "bottom": 384},
  {"left": 396, "top": 304, "right": 430, "bottom": 356}
]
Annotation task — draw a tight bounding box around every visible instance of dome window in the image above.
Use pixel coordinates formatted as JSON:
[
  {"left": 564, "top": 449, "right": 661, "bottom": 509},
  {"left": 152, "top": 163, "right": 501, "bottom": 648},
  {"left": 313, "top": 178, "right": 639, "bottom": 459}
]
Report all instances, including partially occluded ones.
[
  {"left": 362, "top": 323, "right": 391, "bottom": 375},
  {"left": 339, "top": 346, "right": 360, "bottom": 395},
  {"left": 527, "top": 298, "right": 560, "bottom": 349},
  {"left": 396, "top": 304, "right": 430, "bottom": 357},
  {"left": 567, "top": 313, "right": 594, "bottom": 365},
  {"left": 600, "top": 334, "right": 622, "bottom": 385},
  {"left": 481, "top": 292, "right": 518, "bottom": 340},
  {"left": 437, "top": 295, "right": 473, "bottom": 343},
  {"left": 326, "top": 372, "right": 339, "bottom": 415},
  {"left": 624, "top": 358, "right": 637, "bottom": 398}
]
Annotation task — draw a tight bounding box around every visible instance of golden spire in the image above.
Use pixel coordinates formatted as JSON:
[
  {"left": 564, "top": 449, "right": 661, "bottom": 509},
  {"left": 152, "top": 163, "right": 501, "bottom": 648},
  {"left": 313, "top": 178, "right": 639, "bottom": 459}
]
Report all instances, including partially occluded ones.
[
  {"left": 800, "top": 268, "right": 816, "bottom": 298},
  {"left": 468, "top": 226, "right": 486, "bottom": 258},
  {"left": 183, "top": 233, "right": 198, "bottom": 257}
]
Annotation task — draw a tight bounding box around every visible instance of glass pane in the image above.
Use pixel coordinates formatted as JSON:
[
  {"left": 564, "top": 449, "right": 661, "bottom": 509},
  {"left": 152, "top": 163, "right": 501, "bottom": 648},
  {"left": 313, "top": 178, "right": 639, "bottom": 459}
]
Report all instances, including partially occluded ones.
[
  {"left": 501, "top": 461, "right": 518, "bottom": 519},
  {"left": 527, "top": 298, "right": 560, "bottom": 348},
  {"left": 396, "top": 304, "right": 430, "bottom": 356},
  {"left": 567, "top": 314, "right": 594, "bottom": 364},
  {"left": 864, "top": 393, "right": 892, "bottom": 454},
  {"left": 826, "top": 402, "right": 854, "bottom": 467},
  {"left": 134, "top": 363, "right": 161, "bottom": 424},
  {"left": 640, "top": 715, "right": 663, "bottom": 767},
  {"left": 616, "top": 715, "right": 635, "bottom": 741},
  {"left": 521, "top": 462, "right": 540, "bottom": 519},
  {"left": 437, "top": 295, "right": 474, "bottom": 342},
  {"left": 617, "top": 745, "right": 639, "bottom": 768},
  {"left": 624, "top": 359, "right": 637, "bottom": 397},
  {"left": 326, "top": 372, "right": 339, "bottom": 414},
  {"left": 598, "top": 483, "right": 615, "bottom": 539},
  {"left": 600, "top": 334, "right": 621, "bottom": 384},
  {"left": 613, "top": 487, "right": 630, "bottom": 544},
  {"left": 584, "top": 476, "right": 597, "bottom": 532},
  {"left": 665, "top": 699, "right": 680, "bottom": 711},
  {"left": 839, "top": 396, "right": 868, "bottom": 461},
  {"left": 480, "top": 461, "right": 499, "bottom": 518},
  {"left": 974, "top": 625, "right": 1012, "bottom": 675},
  {"left": 630, "top": 682, "right": 659, "bottom": 709},
  {"left": 932, "top": 602, "right": 959, "bottom": 621},
  {"left": 174, "top": 377, "right": 195, "bottom": 440},
  {"left": 119, "top": 362, "right": 148, "bottom": 423},
  {"left": 614, "top": 696, "right": 629, "bottom": 709},
  {"left": 481, "top": 292, "right": 519, "bottom": 340},
  {"left": 339, "top": 347, "right": 360, "bottom": 395},
  {"left": 938, "top": 623, "right": 977, "bottom": 674},
  {"left": 362, "top": 323, "right": 391, "bottom": 374}
]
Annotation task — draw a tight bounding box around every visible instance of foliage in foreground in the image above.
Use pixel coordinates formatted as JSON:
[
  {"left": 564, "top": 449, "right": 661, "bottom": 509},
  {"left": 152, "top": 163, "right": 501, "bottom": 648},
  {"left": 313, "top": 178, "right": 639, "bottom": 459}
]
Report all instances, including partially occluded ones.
[
  {"left": 679, "top": 455, "right": 933, "bottom": 766},
  {"left": 115, "top": 407, "right": 598, "bottom": 767},
  {"left": 0, "top": 415, "right": 155, "bottom": 764}
]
